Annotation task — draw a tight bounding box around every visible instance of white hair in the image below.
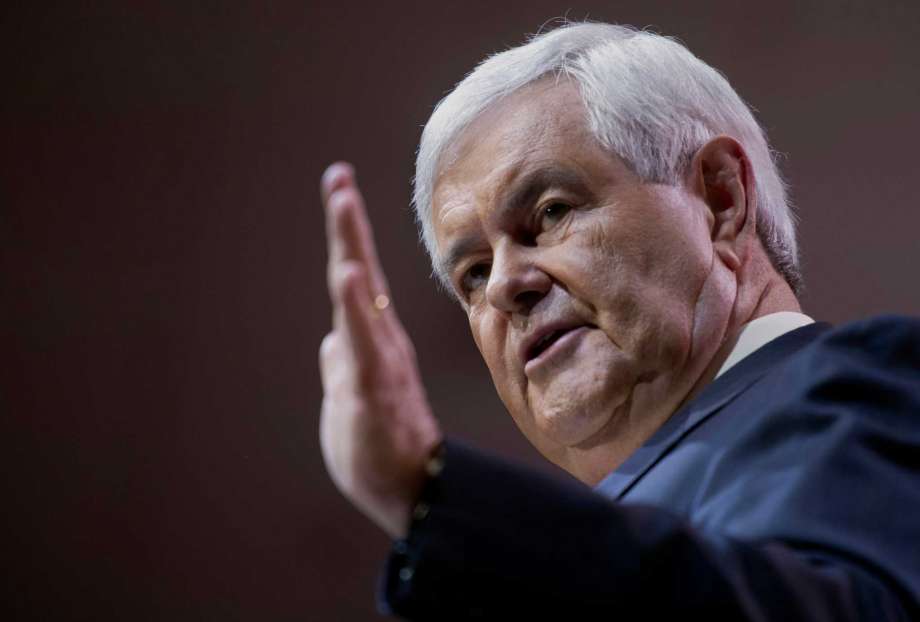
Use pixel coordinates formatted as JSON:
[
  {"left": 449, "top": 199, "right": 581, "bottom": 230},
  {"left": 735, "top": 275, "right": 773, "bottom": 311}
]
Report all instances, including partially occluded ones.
[{"left": 412, "top": 21, "right": 802, "bottom": 294}]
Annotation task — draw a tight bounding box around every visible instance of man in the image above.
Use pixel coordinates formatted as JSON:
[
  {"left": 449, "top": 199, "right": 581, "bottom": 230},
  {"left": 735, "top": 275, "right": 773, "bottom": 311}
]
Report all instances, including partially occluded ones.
[{"left": 319, "top": 23, "right": 920, "bottom": 619}]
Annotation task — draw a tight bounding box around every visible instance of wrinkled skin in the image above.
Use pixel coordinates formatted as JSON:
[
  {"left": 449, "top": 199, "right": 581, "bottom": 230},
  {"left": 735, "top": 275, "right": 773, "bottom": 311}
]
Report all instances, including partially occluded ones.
[{"left": 431, "top": 78, "right": 797, "bottom": 483}]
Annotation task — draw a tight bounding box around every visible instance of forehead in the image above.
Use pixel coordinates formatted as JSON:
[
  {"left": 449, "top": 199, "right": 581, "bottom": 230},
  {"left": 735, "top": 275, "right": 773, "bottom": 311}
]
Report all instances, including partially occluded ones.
[{"left": 430, "top": 78, "right": 612, "bottom": 260}]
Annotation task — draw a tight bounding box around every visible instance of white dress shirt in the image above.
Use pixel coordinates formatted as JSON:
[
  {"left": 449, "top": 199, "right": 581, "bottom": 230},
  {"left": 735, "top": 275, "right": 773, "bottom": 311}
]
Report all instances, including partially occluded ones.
[{"left": 715, "top": 311, "right": 815, "bottom": 379}]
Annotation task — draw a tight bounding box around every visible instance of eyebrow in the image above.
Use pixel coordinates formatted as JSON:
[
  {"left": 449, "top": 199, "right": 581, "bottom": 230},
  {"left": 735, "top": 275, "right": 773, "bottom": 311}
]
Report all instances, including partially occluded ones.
[{"left": 439, "top": 166, "right": 590, "bottom": 281}]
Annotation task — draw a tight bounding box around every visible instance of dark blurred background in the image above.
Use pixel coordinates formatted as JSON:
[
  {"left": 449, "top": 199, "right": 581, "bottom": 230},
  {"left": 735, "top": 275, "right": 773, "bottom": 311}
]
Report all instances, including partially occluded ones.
[{"left": 3, "top": 1, "right": 919, "bottom": 619}]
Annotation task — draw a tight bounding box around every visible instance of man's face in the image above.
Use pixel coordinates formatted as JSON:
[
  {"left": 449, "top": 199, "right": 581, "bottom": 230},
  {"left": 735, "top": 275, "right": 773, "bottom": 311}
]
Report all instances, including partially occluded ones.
[{"left": 431, "top": 79, "right": 734, "bottom": 479}]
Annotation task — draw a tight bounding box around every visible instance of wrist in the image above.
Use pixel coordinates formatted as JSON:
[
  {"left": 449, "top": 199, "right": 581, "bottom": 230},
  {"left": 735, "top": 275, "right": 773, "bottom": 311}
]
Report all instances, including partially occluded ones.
[{"left": 384, "top": 438, "right": 446, "bottom": 539}]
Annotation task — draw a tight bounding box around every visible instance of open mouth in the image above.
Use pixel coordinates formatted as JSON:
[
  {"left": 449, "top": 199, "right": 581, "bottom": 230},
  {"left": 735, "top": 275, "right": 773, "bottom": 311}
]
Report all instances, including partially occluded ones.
[
  {"left": 527, "top": 324, "right": 596, "bottom": 362},
  {"left": 529, "top": 329, "right": 569, "bottom": 360}
]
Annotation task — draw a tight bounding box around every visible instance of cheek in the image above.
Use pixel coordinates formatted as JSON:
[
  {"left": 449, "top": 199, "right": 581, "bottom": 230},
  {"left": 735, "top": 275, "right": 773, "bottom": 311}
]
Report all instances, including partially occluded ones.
[
  {"left": 565, "top": 222, "right": 647, "bottom": 320},
  {"left": 470, "top": 310, "right": 523, "bottom": 400},
  {"left": 568, "top": 219, "right": 705, "bottom": 367},
  {"left": 470, "top": 311, "right": 551, "bottom": 451},
  {"left": 630, "top": 247, "right": 710, "bottom": 368},
  {"left": 469, "top": 313, "right": 498, "bottom": 383},
  {"left": 556, "top": 223, "right": 628, "bottom": 299}
]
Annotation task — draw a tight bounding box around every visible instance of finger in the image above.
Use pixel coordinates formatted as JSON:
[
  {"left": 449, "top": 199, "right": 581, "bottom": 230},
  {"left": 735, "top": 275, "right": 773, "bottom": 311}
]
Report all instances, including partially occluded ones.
[
  {"left": 335, "top": 260, "right": 385, "bottom": 373},
  {"left": 326, "top": 185, "right": 391, "bottom": 299},
  {"left": 327, "top": 200, "right": 384, "bottom": 313},
  {"left": 332, "top": 197, "right": 408, "bottom": 349},
  {"left": 322, "top": 169, "right": 391, "bottom": 300},
  {"left": 320, "top": 161, "right": 355, "bottom": 205},
  {"left": 322, "top": 162, "right": 358, "bottom": 269},
  {"left": 321, "top": 164, "right": 404, "bottom": 351},
  {"left": 324, "top": 181, "right": 350, "bottom": 281},
  {"left": 326, "top": 211, "right": 403, "bottom": 363},
  {"left": 322, "top": 164, "right": 356, "bottom": 298}
]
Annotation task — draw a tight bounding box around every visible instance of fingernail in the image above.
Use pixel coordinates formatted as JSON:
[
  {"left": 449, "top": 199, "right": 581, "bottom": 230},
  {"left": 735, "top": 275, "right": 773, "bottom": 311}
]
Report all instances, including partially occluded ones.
[{"left": 322, "top": 162, "right": 354, "bottom": 192}]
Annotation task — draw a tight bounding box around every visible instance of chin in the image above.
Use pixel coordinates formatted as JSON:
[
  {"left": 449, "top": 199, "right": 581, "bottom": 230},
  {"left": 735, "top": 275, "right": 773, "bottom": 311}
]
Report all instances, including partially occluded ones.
[
  {"left": 536, "top": 405, "right": 611, "bottom": 447},
  {"left": 529, "top": 352, "right": 636, "bottom": 448},
  {"left": 532, "top": 378, "right": 631, "bottom": 447}
]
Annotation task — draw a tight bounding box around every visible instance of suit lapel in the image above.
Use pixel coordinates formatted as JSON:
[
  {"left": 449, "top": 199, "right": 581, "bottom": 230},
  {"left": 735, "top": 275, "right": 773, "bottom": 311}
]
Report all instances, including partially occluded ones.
[{"left": 595, "top": 322, "right": 831, "bottom": 501}]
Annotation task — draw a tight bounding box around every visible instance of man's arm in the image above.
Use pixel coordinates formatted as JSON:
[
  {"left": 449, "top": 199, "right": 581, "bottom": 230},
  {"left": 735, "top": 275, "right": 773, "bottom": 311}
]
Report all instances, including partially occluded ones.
[{"left": 380, "top": 439, "right": 912, "bottom": 620}]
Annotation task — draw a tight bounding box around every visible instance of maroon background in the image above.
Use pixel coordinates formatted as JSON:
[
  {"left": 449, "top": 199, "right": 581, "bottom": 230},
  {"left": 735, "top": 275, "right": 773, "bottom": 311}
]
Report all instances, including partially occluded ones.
[{"left": 4, "top": 1, "right": 919, "bottom": 620}]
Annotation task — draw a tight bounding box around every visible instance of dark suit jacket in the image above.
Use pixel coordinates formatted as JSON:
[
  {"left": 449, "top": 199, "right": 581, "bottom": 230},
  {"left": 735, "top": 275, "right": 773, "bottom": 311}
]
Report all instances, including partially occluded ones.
[{"left": 379, "top": 316, "right": 920, "bottom": 620}]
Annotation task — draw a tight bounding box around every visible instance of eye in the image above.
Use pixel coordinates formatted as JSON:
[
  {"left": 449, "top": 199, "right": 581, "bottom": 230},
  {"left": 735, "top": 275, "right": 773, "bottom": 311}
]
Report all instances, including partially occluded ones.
[
  {"left": 460, "top": 262, "right": 491, "bottom": 296},
  {"left": 538, "top": 202, "right": 572, "bottom": 232}
]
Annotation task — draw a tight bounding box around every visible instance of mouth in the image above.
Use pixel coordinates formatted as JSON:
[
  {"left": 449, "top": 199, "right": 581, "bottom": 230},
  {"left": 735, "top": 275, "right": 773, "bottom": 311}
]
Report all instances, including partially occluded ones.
[
  {"left": 523, "top": 323, "right": 597, "bottom": 366},
  {"left": 528, "top": 328, "right": 569, "bottom": 360}
]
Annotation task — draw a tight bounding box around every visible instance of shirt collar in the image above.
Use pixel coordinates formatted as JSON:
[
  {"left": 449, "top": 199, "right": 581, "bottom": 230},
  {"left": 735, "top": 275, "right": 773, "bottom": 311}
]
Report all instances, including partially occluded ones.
[
  {"left": 594, "top": 314, "right": 826, "bottom": 500},
  {"left": 715, "top": 311, "right": 814, "bottom": 379}
]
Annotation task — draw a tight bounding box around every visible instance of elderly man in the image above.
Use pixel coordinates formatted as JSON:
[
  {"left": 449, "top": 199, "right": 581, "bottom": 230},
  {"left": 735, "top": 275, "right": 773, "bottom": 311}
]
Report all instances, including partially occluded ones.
[{"left": 319, "top": 23, "right": 920, "bottom": 619}]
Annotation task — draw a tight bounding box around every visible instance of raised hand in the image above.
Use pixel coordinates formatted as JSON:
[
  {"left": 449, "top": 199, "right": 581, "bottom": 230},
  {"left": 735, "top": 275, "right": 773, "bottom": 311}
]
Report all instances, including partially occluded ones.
[{"left": 319, "top": 162, "right": 443, "bottom": 539}]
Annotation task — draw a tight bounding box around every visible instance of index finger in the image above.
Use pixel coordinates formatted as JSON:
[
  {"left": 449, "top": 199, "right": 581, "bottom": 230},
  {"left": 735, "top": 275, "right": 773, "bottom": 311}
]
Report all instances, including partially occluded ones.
[{"left": 322, "top": 163, "right": 391, "bottom": 301}]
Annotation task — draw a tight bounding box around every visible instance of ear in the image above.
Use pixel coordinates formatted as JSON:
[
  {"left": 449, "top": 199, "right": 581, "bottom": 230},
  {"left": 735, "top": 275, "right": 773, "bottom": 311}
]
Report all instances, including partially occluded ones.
[{"left": 688, "top": 136, "right": 755, "bottom": 273}]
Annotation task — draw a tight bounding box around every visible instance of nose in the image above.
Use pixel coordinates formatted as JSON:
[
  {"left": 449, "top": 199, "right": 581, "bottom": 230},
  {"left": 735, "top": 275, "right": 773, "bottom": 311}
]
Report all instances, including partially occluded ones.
[{"left": 485, "top": 245, "right": 551, "bottom": 315}]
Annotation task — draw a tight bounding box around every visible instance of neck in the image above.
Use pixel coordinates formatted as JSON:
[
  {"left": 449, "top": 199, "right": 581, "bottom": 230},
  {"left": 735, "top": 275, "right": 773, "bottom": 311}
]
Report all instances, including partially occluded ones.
[{"left": 685, "top": 269, "right": 801, "bottom": 408}]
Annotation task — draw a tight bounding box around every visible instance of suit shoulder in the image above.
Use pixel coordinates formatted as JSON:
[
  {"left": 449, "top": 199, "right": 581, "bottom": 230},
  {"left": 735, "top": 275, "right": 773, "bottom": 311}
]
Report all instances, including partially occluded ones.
[
  {"left": 804, "top": 314, "right": 920, "bottom": 369},
  {"left": 757, "top": 314, "right": 920, "bottom": 433}
]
